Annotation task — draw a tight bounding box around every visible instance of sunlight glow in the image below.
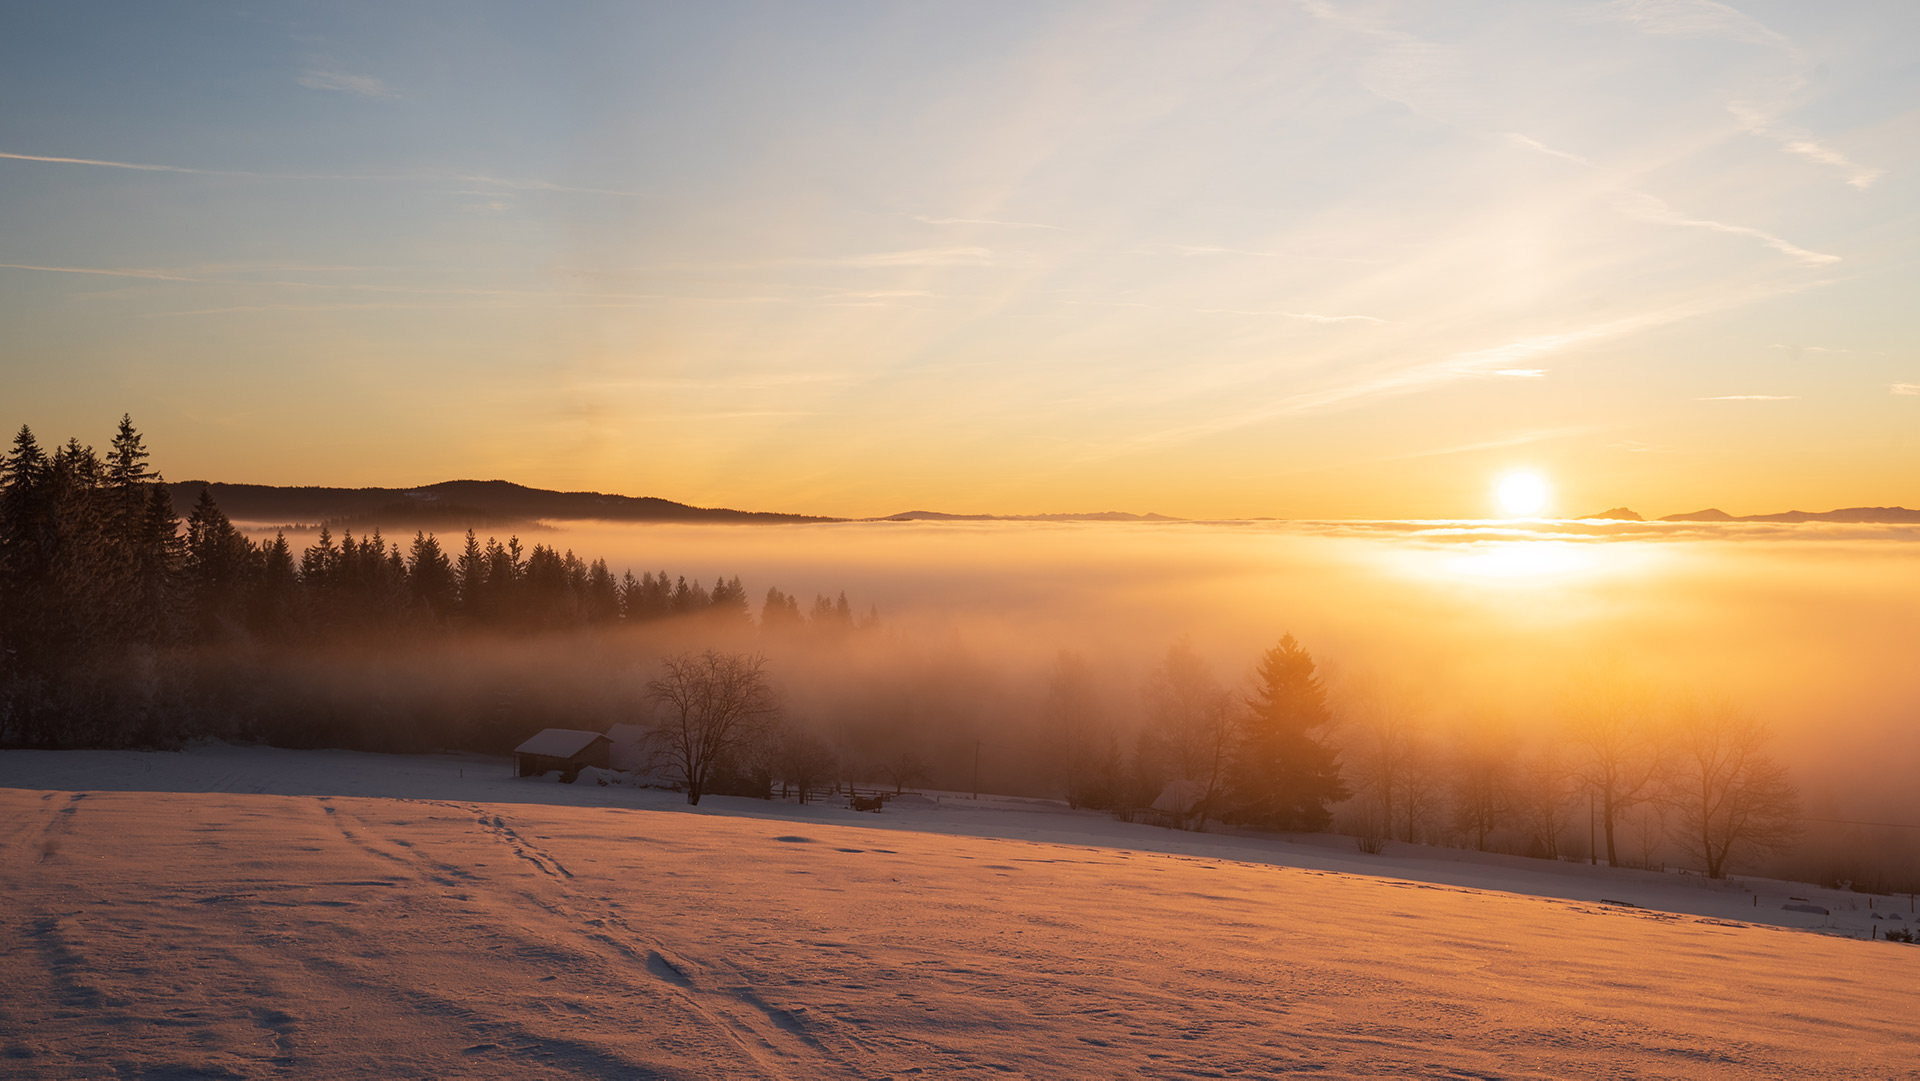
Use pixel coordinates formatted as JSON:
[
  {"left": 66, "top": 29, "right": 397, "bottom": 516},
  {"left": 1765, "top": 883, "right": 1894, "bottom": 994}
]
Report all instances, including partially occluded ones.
[
  {"left": 1496, "top": 472, "right": 1551, "bottom": 518},
  {"left": 1442, "top": 541, "right": 1590, "bottom": 581}
]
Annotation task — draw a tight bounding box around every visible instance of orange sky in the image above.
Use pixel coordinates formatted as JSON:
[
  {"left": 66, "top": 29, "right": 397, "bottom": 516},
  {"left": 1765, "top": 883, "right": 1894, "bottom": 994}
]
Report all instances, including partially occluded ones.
[{"left": 3, "top": 3, "right": 1916, "bottom": 518}]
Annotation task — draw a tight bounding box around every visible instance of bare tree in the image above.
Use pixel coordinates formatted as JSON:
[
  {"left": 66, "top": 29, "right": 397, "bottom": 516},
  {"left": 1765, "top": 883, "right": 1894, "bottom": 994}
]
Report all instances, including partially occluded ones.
[
  {"left": 1043, "top": 650, "right": 1104, "bottom": 808},
  {"left": 1392, "top": 721, "right": 1445, "bottom": 844},
  {"left": 1664, "top": 701, "right": 1802, "bottom": 879},
  {"left": 1139, "top": 638, "right": 1233, "bottom": 829},
  {"left": 1567, "top": 679, "right": 1664, "bottom": 867},
  {"left": 877, "top": 748, "right": 929, "bottom": 794},
  {"left": 775, "top": 727, "right": 838, "bottom": 804},
  {"left": 1514, "top": 740, "right": 1579, "bottom": 860},
  {"left": 1449, "top": 722, "right": 1515, "bottom": 852},
  {"left": 1341, "top": 676, "right": 1425, "bottom": 843},
  {"left": 646, "top": 650, "right": 780, "bottom": 806}
]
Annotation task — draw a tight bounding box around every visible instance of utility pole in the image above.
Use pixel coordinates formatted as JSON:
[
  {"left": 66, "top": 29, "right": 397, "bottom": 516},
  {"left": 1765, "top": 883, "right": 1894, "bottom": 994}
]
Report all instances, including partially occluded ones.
[{"left": 1588, "top": 789, "right": 1596, "bottom": 866}]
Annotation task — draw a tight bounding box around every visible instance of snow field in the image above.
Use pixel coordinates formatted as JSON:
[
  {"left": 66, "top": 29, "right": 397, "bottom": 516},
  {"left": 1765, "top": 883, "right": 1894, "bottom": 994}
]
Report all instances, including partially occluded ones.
[{"left": 3, "top": 754, "right": 1917, "bottom": 1077}]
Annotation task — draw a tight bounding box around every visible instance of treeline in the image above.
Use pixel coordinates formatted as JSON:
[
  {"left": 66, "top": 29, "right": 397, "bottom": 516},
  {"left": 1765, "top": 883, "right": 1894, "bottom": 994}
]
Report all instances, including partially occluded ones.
[
  {"left": 1035, "top": 636, "right": 1349, "bottom": 831},
  {"left": 0, "top": 416, "right": 870, "bottom": 748},
  {"left": 1012, "top": 641, "right": 1804, "bottom": 882},
  {"left": 1330, "top": 684, "right": 1804, "bottom": 880}
]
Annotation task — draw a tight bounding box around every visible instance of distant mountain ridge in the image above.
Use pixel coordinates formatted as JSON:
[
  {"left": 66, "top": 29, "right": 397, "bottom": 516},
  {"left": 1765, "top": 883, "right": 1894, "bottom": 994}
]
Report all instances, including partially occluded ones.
[
  {"left": 877, "top": 510, "right": 1182, "bottom": 522},
  {"left": 167, "top": 480, "right": 1181, "bottom": 530},
  {"left": 166, "top": 479, "right": 840, "bottom": 529},
  {"left": 1658, "top": 506, "right": 1920, "bottom": 524}
]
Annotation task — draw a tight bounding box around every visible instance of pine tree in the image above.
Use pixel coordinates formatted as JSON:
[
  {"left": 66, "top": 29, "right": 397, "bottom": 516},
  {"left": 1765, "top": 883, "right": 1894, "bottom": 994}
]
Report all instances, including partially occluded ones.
[
  {"left": 407, "top": 531, "right": 456, "bottom": 618},
  {"left": 1228, "top": 635, "right": 1349, "bottom": 830},
  {"left": 455, "top": 529, "right": 487, "bottom": 620}
]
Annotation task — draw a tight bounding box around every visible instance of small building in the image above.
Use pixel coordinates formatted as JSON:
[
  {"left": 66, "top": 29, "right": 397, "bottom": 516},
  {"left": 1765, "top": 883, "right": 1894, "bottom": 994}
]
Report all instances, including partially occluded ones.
[{"left": 513, "top": 728, "right": 612, "bottom": 781}]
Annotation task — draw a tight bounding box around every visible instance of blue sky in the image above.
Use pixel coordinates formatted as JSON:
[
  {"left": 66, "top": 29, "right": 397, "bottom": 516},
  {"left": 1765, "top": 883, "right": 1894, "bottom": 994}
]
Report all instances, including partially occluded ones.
[{"left": 2, "top": 1, "right": 1916, "bottom": 517}]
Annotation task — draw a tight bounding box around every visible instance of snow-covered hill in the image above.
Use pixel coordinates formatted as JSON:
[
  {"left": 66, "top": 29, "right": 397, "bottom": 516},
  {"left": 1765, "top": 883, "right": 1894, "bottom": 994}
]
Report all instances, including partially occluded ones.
[{"left": 2, "top": 745, "right": 1913, "bottom": 1076}]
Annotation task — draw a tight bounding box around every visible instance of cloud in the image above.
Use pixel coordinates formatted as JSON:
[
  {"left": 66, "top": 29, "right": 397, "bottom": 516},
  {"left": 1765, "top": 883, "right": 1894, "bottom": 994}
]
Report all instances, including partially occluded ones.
[
  {"left": 1596, "top": 0, "right": 1789, "bottom": 48},
  {"left": 0, "top": 262, "right": 200, "bottom": 281},
  {"left": 1730, "top": 104, "right": 1884, "bottom": 189},
  {"left": 797, "top": 247, "right": 995, "bottom": 268},
  {"left": 1164, "top": 244, "right": 1379, "bottom": 264},
  {"left": 0, "top": 151, "right": 202, "bottom": 174},
  {"left": 461, "top": 175, "right": 647, "bottom": 198},
  {"left": 1616, "top": 192, "right": 1839, "bottom": 265},
  {"left": 1, "top": 148, "right": 642, "bottom": 197},
  {"left": 1893, "top": 384, "right": 1920, "bottom": 396},
  {"left": 296, "top": 70, "right": 396, "bottom": 98},
  {"left": 1190, "top": 308, "right": 1387, "bottom": 324},
  {"left": 1097, "top": 280, "right": 1824, "bottom": 457},
  {"left": 1698, "top": 394, "right": 1795, "bottom": 400},
  {"left": 1495, "top": 369, "right": 1547, "bottom": 377},
  {"left": 914, "top": 216, "right": 1060, "bottom": 231},
  {"left": 1505, "top": 134, "right": 1591, "bottom": 166}
]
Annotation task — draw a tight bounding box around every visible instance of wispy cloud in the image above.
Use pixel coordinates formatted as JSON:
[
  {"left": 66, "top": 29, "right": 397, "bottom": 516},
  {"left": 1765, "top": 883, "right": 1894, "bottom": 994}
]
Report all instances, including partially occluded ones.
[
  {"left": 1599, "top": 2, "right": 1880, "bottom": 188},
  {"left": 0, "top": 150, "right": 203, "bottom": 174},
  {"left": 1892, "top": 384, "right": 1920, "bottom": 396},
  {"left": 0, "top": 149, "right": 643, "bottom": 197},
  {"left": 1192, "top": 308, "right": 1387, "bottom": 324},
  {"left": 1371, "top": 426, "right": 1598, "bottom": 463},
  {"left": 914, "top": 215, "right": 1060, "bottom": 231},
  {"left": 1495, "top": 369, "right": 1547, "bottom": 377},
  {"left": 296, "top": 70, "right": 396, "bottom": 98},
  {"left": 0, "top": 262, "right": 200, "bottom": 281},
  {"left": 1163, "top": 244, "right": 1379, "bottom": 264},
  {"left": 461, "top": 175, "right": 646, "bottom": 198},
  {"left": 1596, "top": 0, "right": 1789, "bottom": 49},
  {"left": 1699, "top": 394, "right": 1795, "bottom": 400},
  {"left": 1730, "top": 104, "right": 1884, "bottom": 189},
  {"left": 1505, "top": 133, "right": 1591, "bottom": 166},
  {"left": 797, "top": 247, "right": 995, "bottom": 268},
  {"left": 1100, "top": 282, "right": 1821, "bottom": 457},
  {"left": 1616, "top": 192, "right": 1839, "bottom": 265}
]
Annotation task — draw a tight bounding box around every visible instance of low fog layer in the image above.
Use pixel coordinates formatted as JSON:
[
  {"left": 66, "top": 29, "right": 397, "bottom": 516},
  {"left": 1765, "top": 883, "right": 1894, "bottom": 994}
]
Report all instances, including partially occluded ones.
[{"left": 251, "top": 518, "right": 1919, "bottom": 826}]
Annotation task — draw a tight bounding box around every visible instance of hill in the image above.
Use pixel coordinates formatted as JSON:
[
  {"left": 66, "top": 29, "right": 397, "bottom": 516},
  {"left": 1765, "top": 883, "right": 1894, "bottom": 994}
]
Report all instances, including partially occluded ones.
[
  {"left": 166, "top": 479, "right": 840, "bottom": 530},
  {"left": 1660, "top": 506, "right": 1920, "bottom": 523}
]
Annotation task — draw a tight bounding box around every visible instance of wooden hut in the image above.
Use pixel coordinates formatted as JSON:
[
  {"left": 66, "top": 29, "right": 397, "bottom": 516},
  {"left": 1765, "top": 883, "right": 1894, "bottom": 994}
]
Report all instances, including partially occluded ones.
[{"left": 513, "top": 728, "right": 613, "bottom": 780}]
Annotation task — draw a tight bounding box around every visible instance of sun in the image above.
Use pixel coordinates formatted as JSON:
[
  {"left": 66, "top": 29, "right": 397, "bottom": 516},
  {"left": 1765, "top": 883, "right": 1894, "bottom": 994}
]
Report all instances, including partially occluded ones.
[{"left": 1496, "top": 471, "right": 1551, "bottom": 517}]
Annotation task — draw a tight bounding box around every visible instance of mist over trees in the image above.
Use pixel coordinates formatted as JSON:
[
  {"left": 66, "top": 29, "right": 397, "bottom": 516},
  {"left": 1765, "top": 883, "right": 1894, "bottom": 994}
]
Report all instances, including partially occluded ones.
[
  {"left": 0, "top": 415, "right": 1850, "bottom": 889},
  {"left": 0, "top": 417, "right": 876, "bottom": 751}
]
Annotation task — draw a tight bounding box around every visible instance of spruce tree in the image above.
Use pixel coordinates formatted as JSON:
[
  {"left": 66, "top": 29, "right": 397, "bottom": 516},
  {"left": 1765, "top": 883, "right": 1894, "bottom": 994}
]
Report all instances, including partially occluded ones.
[{"left": 1228, "top": 634, "right": 1350, "bottom": 830}]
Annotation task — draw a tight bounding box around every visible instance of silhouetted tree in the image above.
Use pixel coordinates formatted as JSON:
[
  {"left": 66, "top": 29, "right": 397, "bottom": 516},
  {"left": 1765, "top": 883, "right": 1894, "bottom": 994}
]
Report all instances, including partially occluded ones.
[
  {"left": 1140, "top": 638, "right": 1233, "bottom": 827},
  {"left": 407, "top": 531, "right": 456, "bottom": 617},
  {"left": 1043, "top": 650, "right": 1104, "bottom": 808},
  {"left": 1569, "top": 678, "right": 1665, "bottom": 867},
  {"left": 645, "top": 651, "right": 780, "bottom": 806},
  {"left": 185, "top": 488, "right": 255, "bottom": 637},
  {"left": 1227, "top": 634, "right": 1348, "bottom": 831},
  {"left": 760, "top": 587, "right": 804, "bottom": 633},
  {"left": 775, "top": 728, "right": 838, "bottom": 803},
  {"left": 1448, "top": 722, "right": 1514, "bottom": 851},
  {"left": 1515, "top": 741, "right": 1579, "bottom": 860},
  {"left": 1664, "top": 701, "right": 1802, "bottom": 878}
]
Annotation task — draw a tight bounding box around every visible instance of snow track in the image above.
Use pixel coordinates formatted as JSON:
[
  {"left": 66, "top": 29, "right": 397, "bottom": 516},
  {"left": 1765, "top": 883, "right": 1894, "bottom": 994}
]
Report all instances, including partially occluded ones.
[{"left": 2, "top": 785, "right": 1916, "bottom": 1077}]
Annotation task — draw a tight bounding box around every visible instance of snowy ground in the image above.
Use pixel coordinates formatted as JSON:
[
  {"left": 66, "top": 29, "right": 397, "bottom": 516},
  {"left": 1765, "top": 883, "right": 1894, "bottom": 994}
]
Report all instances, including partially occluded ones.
[{"left": 3, "top": 745, "right": 1916, "bottom": 1077}]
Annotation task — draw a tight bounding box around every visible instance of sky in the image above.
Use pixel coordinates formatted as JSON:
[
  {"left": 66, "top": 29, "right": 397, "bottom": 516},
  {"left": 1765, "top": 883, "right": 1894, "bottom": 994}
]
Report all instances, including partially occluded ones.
[{"left": 2, "top": 1, "right": 1916, "bottom": 520}]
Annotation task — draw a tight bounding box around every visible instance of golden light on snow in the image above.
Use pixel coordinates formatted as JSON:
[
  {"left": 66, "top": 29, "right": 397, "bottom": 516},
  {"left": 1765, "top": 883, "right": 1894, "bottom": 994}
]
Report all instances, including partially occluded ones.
[{"left": 1495, "top": 471, "right": 1551, "bottom": 518}]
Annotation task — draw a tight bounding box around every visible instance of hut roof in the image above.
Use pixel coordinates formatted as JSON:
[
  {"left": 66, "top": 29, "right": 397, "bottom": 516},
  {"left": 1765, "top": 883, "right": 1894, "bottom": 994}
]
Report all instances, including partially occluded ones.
[
  {"left": 1150, "top": 779, "right": 1207, "bottom": 815},
  {"left": 514, "top": 728, "right": 611, "bottom": 759}
]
